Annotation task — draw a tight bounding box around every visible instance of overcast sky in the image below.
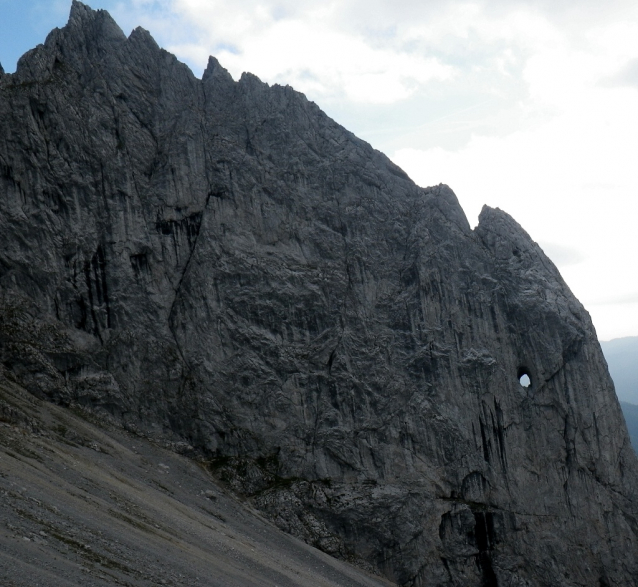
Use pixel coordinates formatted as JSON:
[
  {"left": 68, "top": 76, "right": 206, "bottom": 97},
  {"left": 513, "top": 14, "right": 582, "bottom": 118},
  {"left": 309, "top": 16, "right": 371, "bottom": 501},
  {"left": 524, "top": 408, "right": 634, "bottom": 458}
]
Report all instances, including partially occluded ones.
[{"left": 1, "top": 0, "right": 637, "bottom": 341}]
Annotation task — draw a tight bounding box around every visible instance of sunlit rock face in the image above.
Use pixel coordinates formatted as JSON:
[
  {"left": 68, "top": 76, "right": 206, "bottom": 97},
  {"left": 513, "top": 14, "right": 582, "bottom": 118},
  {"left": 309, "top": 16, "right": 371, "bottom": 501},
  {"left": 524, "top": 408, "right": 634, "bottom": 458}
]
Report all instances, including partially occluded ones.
[{"left": 1, "top": 2, "right": 637, "bottom": 585}]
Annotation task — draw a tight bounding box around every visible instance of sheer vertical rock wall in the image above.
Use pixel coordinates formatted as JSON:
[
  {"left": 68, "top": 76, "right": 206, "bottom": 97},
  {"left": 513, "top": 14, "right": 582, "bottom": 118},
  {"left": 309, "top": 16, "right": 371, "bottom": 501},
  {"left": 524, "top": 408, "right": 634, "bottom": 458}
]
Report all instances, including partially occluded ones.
[{"left": 1, "top": 3, "right": 637, "bottom": 585}]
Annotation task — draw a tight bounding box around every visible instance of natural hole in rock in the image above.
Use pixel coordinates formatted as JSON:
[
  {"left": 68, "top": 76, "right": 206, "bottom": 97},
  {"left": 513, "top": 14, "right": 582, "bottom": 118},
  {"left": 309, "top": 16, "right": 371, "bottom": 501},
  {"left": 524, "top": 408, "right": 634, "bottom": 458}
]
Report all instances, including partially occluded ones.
[{"left": 517, "top": 367, "right": 531, "bottom": 388}]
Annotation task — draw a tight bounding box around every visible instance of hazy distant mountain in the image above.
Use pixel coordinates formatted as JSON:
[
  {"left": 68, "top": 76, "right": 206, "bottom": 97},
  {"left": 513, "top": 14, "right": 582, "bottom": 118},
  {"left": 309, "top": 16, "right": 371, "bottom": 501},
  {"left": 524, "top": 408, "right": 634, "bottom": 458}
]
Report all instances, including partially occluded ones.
[
  {"left": 600, "top": 336, "right": 638, "bottom": 404},
  {"left": 620, "top": 401, "right": 638, "bottom": 452},
  {"left": 600, "top": 337, "right": 638, "bottom": 452}
]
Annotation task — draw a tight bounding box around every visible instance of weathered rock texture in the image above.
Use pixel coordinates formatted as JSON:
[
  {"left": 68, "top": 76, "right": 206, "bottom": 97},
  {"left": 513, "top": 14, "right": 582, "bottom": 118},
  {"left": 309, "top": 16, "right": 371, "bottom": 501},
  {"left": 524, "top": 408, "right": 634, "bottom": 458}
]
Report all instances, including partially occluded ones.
[{"left": 1, "top": 3, "right": 637, "bottom": 585}]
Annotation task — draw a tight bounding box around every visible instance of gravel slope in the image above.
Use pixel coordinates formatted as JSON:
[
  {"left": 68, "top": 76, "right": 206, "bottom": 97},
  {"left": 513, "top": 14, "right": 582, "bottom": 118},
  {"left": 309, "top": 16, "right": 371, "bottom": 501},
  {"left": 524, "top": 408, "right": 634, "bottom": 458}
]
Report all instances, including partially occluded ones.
[{"left": 0, "top": 377, "right": 394, "bottom": 587}]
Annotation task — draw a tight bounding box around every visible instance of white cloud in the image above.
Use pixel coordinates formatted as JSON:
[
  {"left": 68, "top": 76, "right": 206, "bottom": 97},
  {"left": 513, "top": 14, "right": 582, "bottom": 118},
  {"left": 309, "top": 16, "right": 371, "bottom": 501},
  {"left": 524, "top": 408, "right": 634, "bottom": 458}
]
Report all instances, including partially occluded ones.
[
  {"left": 165, "top": 3, "right": 455, "bottom": 104},
  {"left": 604, "top": 58, "right": 638, "bottom": 88},
  {"left": 537, "top": 242, "right": 586, "bottom": 267}
]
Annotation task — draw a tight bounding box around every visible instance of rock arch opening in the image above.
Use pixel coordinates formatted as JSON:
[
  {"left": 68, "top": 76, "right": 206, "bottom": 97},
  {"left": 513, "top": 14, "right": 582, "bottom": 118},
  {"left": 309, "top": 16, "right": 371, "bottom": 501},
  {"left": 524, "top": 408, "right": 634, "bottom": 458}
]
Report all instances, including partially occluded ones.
[{"left": 517, "top": 366, "right": 532, "bottom": 388}]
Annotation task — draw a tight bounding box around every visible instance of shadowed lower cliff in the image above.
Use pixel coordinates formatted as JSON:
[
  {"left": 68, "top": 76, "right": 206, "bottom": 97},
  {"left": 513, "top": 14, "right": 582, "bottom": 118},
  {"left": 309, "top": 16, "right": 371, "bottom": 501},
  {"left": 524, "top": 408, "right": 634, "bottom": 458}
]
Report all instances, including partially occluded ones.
[{"left": 1, "top": 2, "right": 637, "bottom": 585}]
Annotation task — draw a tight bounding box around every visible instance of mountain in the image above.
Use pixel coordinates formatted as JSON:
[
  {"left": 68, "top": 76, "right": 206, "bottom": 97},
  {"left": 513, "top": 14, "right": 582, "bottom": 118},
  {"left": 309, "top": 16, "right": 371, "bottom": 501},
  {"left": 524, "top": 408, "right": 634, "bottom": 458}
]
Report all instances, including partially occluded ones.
[
  {"left": 601, "top": 336, "right": 638, "bottom": 404},
  {"left": 600, "top": 337, "right": 638, "bottom": 452},
  {"left": 620, "top": 401, "right": 638, "bottom": 452},
  {"left": 1, "top": 2, "right": 637, "bottom": 585}
]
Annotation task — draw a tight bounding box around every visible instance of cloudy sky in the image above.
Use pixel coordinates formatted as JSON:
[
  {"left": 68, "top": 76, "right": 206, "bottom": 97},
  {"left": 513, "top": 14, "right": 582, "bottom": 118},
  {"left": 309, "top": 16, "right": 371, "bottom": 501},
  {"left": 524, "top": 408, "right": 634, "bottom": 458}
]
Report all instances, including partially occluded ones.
[{"left": 1, "top": 0, "right": 637, "bottom": 341}]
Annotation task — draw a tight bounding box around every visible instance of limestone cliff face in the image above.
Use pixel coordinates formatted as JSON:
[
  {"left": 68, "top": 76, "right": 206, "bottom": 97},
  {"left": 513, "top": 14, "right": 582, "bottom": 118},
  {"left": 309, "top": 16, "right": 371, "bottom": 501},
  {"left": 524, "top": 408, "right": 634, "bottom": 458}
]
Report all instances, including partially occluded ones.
[{"left": 1, "top": 3, "right": 637, "bottom": 585}]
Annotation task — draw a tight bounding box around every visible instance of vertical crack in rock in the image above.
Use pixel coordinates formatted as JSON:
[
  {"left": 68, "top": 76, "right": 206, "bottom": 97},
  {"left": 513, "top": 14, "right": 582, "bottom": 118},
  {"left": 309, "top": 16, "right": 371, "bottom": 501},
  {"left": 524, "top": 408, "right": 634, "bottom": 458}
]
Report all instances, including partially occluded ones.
[
  {"left": 166, "top": 192, "right": 211, "bottom": 365},
  {"left": 473, "top": 510, "right": 499, "bottom": 587}
]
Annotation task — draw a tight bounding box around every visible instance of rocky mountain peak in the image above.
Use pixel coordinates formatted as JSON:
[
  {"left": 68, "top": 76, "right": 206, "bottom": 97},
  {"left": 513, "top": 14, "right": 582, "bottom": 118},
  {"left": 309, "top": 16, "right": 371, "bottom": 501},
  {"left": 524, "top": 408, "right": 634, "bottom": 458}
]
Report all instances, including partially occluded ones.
[
  {"left": 1, "top": 3, "right": 637, "bottom": 586},
  {"left": 477, "top": 205, "right": 545, "bottom": 260},
  {"left": 67, "top": 0, "right": 127, "bottom": 47},
  {"left": 11, "top": 0, "right": 125, "bottom": 84},
  {"left": 128, "top": 25, "right": 161, "bottom": 52},
  {"left": 203, "top": 55, "right": 234, "bottom": 84}
]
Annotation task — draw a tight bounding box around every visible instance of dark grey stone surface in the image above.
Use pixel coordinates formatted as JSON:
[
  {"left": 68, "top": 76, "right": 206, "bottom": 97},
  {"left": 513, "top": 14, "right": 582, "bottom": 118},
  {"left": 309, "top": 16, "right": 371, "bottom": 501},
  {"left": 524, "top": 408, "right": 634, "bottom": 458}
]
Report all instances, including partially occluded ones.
[{"left": 1, "top": 2, "right": 637, "bottom": 585}]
